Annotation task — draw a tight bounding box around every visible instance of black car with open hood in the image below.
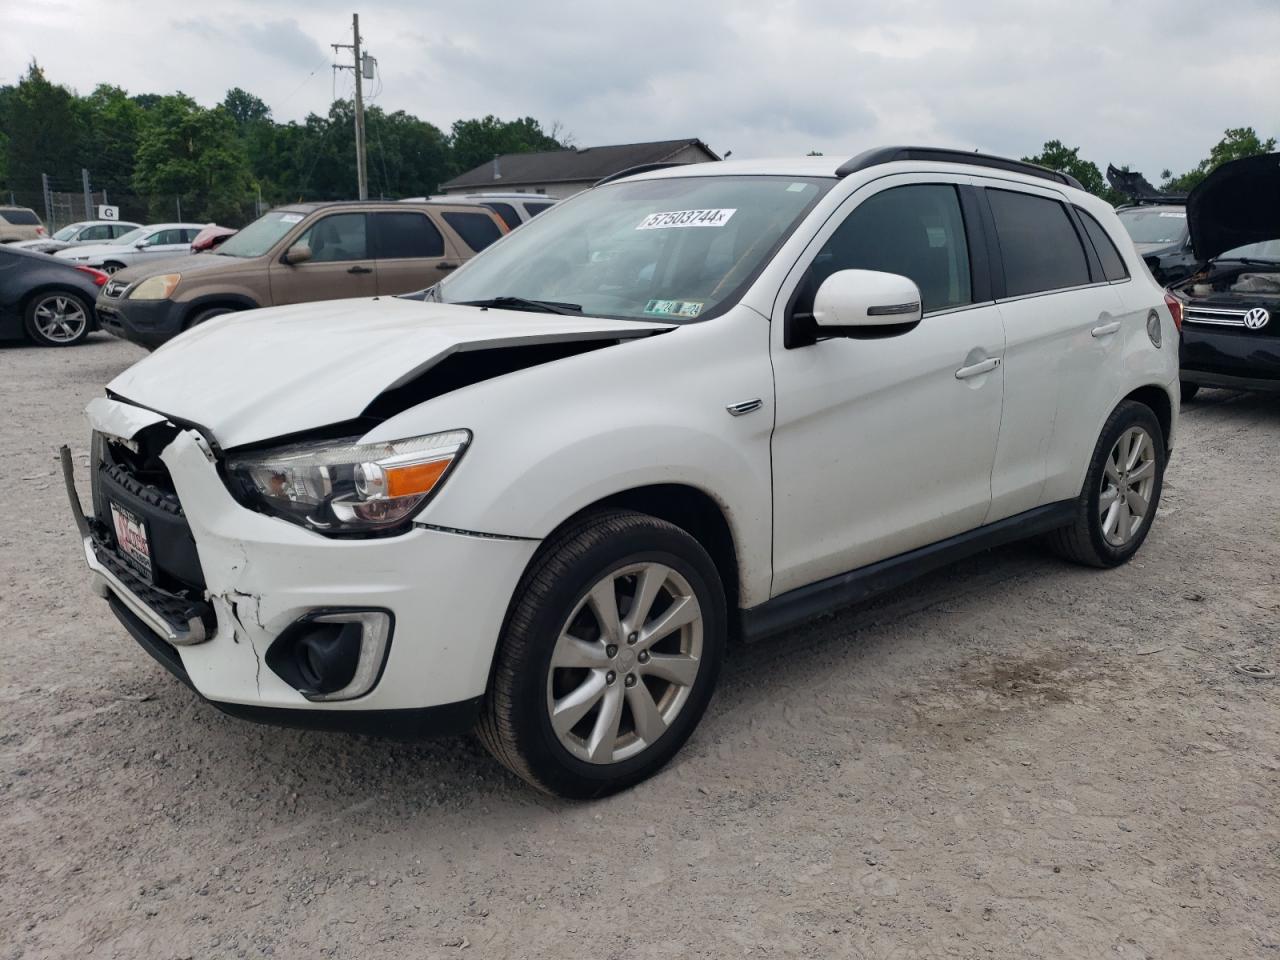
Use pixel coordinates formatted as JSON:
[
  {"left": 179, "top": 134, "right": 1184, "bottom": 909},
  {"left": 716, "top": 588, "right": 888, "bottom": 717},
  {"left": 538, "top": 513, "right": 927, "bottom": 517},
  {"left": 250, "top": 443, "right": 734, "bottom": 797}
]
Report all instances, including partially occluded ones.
[
  {"left": 1108, "top": 165, "right": 1195, "bottom": 285},
  {"left": 1169, "top": 152, "right": 1280, "bottom": 398}
]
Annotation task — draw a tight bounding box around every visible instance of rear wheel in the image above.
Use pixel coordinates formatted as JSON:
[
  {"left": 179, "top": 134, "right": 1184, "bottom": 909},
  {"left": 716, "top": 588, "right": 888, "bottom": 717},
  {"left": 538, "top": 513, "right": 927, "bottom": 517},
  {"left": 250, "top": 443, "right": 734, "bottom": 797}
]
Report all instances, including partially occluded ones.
[
  {"left": 1046, "top": 400, "right": 1165, "bottom": 568},
  {"left": 1180, "top": 381, "right": 1200, "bottom": 402},
  {"left": 477, "top": 510, "right": 726, "bottom": 798},
  {"left": 24, "top": 291, "right": 91, "bottom": 346}
]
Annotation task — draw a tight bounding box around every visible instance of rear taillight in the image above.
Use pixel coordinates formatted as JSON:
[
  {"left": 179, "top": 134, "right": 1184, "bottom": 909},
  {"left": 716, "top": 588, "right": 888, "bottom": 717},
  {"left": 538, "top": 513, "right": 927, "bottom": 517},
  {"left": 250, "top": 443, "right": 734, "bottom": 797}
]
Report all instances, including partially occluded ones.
[
  {"left": 75, "top": 265, "right": 110, "bottom": 287},
  {"left": 36, "top": 226, "right": 46, "bottom": 236},
  {"left": 1163, "top": 293, "right": 1183, "bottom": 332}
]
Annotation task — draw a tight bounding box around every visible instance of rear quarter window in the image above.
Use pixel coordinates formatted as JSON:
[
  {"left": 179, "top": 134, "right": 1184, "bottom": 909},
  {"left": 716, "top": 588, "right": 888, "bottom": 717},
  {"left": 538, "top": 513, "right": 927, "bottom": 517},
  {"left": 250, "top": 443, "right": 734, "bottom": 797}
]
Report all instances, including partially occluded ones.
[
  {"left": 443, "top": 211, "right": 503, "bottom": 253},
  {"left": 987, "top": 189, "right": 1090, "bottom": 297},
  {"left": 0, "top": 208, "right": 41, "bottom": 225},
  {"left": 1075, "top": 208, "right": 1130, "bottom": 282}
]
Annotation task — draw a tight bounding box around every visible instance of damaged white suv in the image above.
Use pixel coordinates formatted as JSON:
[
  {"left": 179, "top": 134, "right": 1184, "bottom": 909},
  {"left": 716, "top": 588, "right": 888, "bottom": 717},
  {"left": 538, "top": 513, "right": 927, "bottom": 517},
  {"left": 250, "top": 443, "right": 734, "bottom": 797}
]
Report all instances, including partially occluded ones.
[{"left": 65, "top": 148, "right": 1180, "bottom": 797}]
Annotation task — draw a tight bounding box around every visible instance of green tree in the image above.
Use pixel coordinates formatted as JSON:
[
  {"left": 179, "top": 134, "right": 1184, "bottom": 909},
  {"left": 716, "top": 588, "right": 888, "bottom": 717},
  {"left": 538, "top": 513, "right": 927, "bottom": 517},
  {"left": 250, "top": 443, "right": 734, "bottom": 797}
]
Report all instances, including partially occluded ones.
[
  {"left": 1162, "top": 127, "right": 1277, "bottom": 193},
  {"left": 448, "top": 115, "right": 567, "bottom": 177},
  {"left": 3, "top": 62, "right": 83, "bottom": 193},
  {"left": 1022, "top": 140, "right": 1124, "bottom": 204},
  {"left": 132, "top": 94, "right": 254, "bottom": 223},
  {"left": 80, "top": 84, "right": 144, "bottom": 196}
]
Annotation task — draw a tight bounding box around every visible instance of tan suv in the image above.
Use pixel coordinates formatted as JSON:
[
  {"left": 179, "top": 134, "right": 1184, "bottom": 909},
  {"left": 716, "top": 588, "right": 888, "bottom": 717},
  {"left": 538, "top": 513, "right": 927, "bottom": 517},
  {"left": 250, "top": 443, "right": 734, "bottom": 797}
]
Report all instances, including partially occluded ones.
[
  {"left": 0, "top": 206, "right": 47, "bottom": 243},
  {"left": 96, "top": 200, "right": 507, "bottom": 349}
]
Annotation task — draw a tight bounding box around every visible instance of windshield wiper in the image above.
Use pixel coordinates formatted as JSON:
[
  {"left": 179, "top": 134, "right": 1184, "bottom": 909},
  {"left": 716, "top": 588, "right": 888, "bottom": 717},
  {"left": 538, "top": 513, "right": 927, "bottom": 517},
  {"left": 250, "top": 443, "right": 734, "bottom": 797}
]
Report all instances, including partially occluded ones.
[
  {"left": 456, "top": 296, "right": 583, "bottom": 315},
  {"left": 1215, "top": 257, "right": 1280, "bottom": 266}
]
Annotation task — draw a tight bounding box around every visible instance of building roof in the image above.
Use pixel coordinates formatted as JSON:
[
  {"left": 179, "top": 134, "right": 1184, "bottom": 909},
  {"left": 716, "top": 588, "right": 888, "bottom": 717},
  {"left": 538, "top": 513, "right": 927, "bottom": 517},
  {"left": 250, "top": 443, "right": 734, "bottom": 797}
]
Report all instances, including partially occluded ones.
[{"left": 440, "top": 138, "right": 718, "bottom": 191}]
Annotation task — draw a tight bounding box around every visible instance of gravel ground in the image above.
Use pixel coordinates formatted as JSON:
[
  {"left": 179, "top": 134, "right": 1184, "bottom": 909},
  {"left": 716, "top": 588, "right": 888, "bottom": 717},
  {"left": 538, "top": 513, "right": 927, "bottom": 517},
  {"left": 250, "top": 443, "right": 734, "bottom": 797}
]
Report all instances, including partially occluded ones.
[{"left": 2, "top": 332, "right": 1278, "bottom": 960}]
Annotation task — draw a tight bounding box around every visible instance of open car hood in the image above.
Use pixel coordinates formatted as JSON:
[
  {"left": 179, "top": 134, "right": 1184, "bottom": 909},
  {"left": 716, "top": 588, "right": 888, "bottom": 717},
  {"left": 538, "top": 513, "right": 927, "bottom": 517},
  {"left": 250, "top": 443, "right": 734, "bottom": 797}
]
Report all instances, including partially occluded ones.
[
  {"left": 1188, "top": 152, "right": 1280, "bottom": 262},
  {"left": 107, "top": 298, "right": 671, "bottom": 449},
  {"left": 1106, "top": 165, "right": 1187, "bottom": 204}
]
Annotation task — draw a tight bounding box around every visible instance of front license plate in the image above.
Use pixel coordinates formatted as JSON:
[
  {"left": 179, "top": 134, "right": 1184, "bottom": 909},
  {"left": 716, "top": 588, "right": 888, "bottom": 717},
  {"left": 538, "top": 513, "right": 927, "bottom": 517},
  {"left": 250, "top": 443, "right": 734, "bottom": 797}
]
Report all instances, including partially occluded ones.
[{"left": 110, "top": 502, "right": 152, "bottom": 581}]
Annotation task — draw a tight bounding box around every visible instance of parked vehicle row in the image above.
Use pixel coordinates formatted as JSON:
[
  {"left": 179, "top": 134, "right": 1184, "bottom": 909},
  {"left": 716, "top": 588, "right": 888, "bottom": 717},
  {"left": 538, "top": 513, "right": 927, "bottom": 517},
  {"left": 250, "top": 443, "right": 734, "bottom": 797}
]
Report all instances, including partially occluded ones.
[
  {"left": 13, "top": 219, "right": 143, "bottom": 254},
  {"left": 55, "top": 223, "right": 206, "bottom": 274},
  {"left": 62, "top": 146, "right": 1184, "bottom": 797}
]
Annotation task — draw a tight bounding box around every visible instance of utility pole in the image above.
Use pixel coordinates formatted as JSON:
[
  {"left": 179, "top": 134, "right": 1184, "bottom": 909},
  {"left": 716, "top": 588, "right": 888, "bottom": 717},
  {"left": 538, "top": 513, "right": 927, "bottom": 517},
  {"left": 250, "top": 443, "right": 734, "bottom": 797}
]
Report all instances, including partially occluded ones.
[
  {"left": 332, "top": 13, "right": 369, "bottom": 200},
  {"left": 41, "top": 173, "right": 52, "bottom": 229},
  {"left": 81, "top": 168, "right": 92, "bottom": 220}
]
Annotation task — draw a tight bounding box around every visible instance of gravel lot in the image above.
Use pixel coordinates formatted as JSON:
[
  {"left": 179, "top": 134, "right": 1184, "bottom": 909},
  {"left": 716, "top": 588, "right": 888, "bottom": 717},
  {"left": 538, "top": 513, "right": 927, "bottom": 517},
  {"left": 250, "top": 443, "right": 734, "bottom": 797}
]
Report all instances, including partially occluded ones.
[{"left": 2, "top": 332, "right": 1278, "bottom": 960}]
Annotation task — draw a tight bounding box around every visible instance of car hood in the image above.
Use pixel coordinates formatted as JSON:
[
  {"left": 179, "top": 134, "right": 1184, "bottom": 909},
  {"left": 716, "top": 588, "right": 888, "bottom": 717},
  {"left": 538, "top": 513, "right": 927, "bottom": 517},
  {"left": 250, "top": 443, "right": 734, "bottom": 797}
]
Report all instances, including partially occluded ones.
[
  {"left": 1188, "top": 152, "right": 1280, "bottom": 262},
  {"left": 110, "top": 253, "right": 246, "bottom": 286},
  {"left": 107, "top": 298, "right": 673, "bottom": 449}
]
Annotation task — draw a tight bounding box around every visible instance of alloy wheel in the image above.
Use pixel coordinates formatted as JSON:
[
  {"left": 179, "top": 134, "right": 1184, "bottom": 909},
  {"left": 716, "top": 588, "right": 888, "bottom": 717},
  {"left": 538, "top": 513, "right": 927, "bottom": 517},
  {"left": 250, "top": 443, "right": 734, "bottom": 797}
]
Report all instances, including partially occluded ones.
[
  {"left": 546, "top": 562, "right": 704, "bottom": 765},
  {"left": 1099, "top": 426, "right": 1156, "bottom": 546},
  {"left": 32, "top": 295, "right": 88, "bottom": 343}
]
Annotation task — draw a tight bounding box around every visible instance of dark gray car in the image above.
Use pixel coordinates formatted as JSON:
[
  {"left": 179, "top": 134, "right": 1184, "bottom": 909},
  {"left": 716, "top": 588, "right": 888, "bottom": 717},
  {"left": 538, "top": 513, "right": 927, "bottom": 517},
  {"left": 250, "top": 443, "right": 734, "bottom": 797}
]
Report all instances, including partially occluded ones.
[{"left": 0, "top": 244, "right": 107, "bottom": 346}]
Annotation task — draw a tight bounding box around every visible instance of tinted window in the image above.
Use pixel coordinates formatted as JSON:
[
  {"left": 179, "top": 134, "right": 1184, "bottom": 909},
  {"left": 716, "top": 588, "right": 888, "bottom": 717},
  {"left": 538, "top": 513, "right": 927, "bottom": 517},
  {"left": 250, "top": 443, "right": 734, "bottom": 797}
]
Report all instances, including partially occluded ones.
[
  {"left": 443, "top": 211, "right": 503, "bottom": 252},
  {"left": 988, "top": 189, "right": 1090, "bottom": 297},
  {"left": 182, "top": 228, "right": 201, "bottom": 243},
  {"left": 482, "top": 202, "right": 521, "bottom": 230},
  {"left": 374, "top": 212, "right": 444, "bottom": 258},
  {"left": 0, "top": 208, "right": 41, "bottom": 225},
  {"left": 81, "top": 225, "right": 113, "bottom": 241},
  {"left": 801, "top": 184, "right": 972, "bottom": 314},
  {"left": 142, "top": 229, "right": 183, "bottom": 246},
  {"left": 523, "top": 202, "right": 554, "bottom": 218},
  {"left": 110, "top": 225, "right": 132, "bottom": 238},
  {"left": 298, "top": 213, "right": 368, "bottom": 262},
  {"left": 1076, "top": 208, "right": 1129, "bottom": 282}
]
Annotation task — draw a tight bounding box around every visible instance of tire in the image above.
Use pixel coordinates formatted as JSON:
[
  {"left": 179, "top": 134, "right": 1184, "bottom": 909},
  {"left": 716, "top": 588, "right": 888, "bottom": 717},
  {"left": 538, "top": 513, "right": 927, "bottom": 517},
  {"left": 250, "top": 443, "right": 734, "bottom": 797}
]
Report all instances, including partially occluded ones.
[
  {"left": 1045, "top": 400, "right": 1165, "bottom": 568},
  {"left": 1180, "top": 381, "right": 1200, "bottom": 402},
  {"left": 185, "top": 306, "right": 235, "bottom": 330},
  {"left": 24, "top": 290, "right": 92, "bottom": 346},
  {"left": 477, "top": 510, "right": 727, "bottom": 798},
  {"left": 101, "top": 261, "right": 126, "bottom": 275}
]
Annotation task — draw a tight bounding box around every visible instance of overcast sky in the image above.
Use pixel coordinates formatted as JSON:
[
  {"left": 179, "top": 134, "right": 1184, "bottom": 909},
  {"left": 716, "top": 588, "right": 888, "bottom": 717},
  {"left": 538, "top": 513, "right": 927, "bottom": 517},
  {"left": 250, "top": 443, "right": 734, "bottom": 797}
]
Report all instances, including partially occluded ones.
[{"left": 3, "top": 0, "right": 1278, "bottom": 178}]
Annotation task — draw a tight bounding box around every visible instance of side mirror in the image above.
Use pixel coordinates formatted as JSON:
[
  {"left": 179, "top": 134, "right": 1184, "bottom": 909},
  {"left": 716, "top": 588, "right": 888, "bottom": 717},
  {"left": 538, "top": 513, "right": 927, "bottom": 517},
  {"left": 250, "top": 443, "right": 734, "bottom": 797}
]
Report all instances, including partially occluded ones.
[
  {"left": 284, "top": 243, "right": 313, "bottom": 265},
  {"left": 813, "top": 269, "right": 923, "bottom": 330},
  {"left": 135, "top": 240, "right": 148, "bottom": 249}
]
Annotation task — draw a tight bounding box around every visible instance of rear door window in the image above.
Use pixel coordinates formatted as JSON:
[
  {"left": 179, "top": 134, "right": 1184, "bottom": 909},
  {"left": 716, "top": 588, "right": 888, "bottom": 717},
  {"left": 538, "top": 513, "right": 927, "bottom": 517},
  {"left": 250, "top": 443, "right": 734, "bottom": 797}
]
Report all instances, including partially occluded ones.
[
  {"left": 987, "top": 189, "right": 1090, "bottom": 297},
  {"left": 373, "top": 212, "right": 444, "bottom": 258},
  {"left": 482, "top": 202, "right": 521, "bottom": 230},
  {"left": 1075, "top": 208, "right": 1130, "bottom": 282},
  {"left": 81, "top": 225, "right": 113, "bottom": 241},
  {"left": 297, "top": 213, "right": 369, "bottom": 262},
  {"left": 442, "top": 211, "right": 503, "bottom": 252}
]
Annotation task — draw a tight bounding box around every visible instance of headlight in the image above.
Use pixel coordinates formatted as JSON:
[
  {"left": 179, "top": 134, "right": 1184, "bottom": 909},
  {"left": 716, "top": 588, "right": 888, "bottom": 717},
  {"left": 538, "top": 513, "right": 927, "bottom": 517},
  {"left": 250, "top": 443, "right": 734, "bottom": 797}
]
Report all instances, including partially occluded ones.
[
  {"left": 130, "top": 273, "right": 181, "bottom": 300},
  {"left": 224, "top": 430, "right": 470, "bottom": 535}
]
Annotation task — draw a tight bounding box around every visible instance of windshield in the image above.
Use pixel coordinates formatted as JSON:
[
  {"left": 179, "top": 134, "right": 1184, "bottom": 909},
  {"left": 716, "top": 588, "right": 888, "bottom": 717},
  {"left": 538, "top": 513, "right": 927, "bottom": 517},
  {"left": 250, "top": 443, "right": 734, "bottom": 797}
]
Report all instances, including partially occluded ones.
[
  {"left": 439, "top": 175, "right": 831, "bottom": 322},
  {"left": 1218, "top": 238, "right": 1280, "bottom": 262},
  {"left": 53, "top": 224, "right": 83, "bottom": 241},
  {"left": 216, "top": 210, "right": 305, "bottom": 258},
  {"left": 112, "top": 228, "right": 147, "bottom": 245},
  {"left": 1117, "top": 207, "right": 1187, "bottom": 245}
]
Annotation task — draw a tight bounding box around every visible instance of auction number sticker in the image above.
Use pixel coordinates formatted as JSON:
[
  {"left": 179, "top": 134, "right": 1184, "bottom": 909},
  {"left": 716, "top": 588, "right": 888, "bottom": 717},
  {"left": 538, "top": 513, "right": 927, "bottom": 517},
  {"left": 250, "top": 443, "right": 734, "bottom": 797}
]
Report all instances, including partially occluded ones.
[
  {"left": 280, "top": 213, "right": 304, "bottom": 224},
  {"left": 1158, "top": 211, "right": 1186, "bottom": 218},
  {"left": 644, "top": 299, "right": 704, "bottom": 318},
  {"left": 637, "top": 208, "right": 736, "bottom": 230}
]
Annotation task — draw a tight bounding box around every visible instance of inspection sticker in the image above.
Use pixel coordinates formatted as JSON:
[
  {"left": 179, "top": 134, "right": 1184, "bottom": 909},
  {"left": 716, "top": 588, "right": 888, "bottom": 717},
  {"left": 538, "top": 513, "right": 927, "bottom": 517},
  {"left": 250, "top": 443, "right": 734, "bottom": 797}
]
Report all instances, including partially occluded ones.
[
  {"left": 280, "top": 213, "right": 305, "bottom": 224},
  {"left": 637, "top": 208, "right": 736, "bottom": 230},
  {"left": 1158, "top": 211, "right": 1186, "bottom": 218},
  {"left": 644, "top": 299, "right": 704, "bottom": 318}
]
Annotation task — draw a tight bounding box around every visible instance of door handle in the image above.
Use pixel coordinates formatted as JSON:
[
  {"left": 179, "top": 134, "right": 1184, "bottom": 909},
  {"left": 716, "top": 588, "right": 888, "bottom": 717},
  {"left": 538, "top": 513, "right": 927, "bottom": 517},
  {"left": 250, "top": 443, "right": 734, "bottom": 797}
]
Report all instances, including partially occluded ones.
[
  {"left": 437, "top": 262, "right": 458, "bottom": 271},
  {"left": 955, "top": 357, "right": 1001, "bottom": 380},
  {"left": 1091, "top": 321, "right": 1121, "bottom": 338},
  {"left": 347, "top": 265, "right": 373, "bottom": 274}
]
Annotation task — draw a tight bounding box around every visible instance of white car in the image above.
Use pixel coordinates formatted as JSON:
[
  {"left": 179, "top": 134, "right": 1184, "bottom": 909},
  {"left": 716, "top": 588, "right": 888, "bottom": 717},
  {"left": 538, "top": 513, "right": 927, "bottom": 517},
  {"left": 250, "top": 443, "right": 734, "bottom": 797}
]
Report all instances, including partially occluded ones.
[
  {"left": 401, "top": 193, "right": 557, "bottom": 230},
  {"left": 12, "top": 219, "right": 142, "bottom": 254},
  {"left": 56, "top": 223, "right": 205, "bottom": 273},
  {"left": 64, "top": 147, "right": 1180, "bottom": 797}
]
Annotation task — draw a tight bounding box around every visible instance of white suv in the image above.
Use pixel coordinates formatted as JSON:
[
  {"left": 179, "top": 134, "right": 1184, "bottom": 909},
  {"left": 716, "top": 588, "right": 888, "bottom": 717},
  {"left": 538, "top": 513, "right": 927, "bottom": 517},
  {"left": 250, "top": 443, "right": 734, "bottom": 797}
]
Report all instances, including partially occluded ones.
[{"left": 65, "top": 147, "right": 1180, "bottom": 797}]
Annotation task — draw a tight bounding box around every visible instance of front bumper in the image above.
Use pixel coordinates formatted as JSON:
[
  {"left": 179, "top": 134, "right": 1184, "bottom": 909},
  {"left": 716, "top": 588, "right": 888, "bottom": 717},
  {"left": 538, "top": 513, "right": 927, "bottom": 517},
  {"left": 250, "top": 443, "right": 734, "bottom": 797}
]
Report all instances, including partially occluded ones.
[
  {"left": 65, "top": 397, "right": 540, "bottom": 734},
  {"left": 95, "top": 294, "right": 185, "bottom": 350},
  {"left": 1181, "top": 325, "right": 1280, "bottom": 391}
]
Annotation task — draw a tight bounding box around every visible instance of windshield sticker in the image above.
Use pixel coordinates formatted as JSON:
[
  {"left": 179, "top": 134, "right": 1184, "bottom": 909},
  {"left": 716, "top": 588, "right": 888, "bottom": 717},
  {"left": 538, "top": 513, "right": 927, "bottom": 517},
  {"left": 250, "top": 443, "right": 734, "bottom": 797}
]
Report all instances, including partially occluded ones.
[
  {"left": 279, "top": 213, "right": 304, "bottom": 224},
  {"left": 637, "top": 209, "right": 736, "bottom": 230},
  {"left": 786, "top": 183, "right": 808, "bottom": 192},
  {"left": 644, "top": 299, "right": 704, "bottom": 318},
  {"left": 1158, "top": 211, "right": 1186, "bottom": 218}
]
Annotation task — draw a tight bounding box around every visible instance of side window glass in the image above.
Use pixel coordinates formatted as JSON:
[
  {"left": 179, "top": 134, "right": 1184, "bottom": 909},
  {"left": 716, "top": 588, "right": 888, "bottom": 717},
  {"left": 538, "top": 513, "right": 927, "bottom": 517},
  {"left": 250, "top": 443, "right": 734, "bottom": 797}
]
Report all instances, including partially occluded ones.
[
  {"left": 82, "top": 225, "right": 111, "bottom": 241},
  {"left": 374, "top": 212, "right": 444, "bottom": 258},
  {"left": 140, "top": 230, "right": 169, "bottom": 247},
  {"left": 987, "top": 189, "right": 1090, "bottom": 297},
  {"left": 522, "top": 202, "right": 554, "bottom": 218},
  {"left": 483, "top": 202, "right": 521, "bottom": 230},
  {"left": 297, "top": 213, "right": 368, "bottom": 262},
  {"left": 442, "top": 211, "right": 503, "bottom": 253},
  {"left": 799, "top": 184, "right": 972, "bottom": 315},
  {"left": 1075, "top": 208, "right": 1130, "bottom": 282}
]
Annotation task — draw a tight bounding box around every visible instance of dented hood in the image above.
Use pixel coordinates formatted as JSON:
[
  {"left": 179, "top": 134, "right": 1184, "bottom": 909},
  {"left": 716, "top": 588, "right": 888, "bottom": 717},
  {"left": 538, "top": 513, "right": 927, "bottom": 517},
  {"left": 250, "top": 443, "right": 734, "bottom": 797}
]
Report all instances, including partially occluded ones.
[
  {"left": 108, "top": 297, "right": 671, "bottom": 448},
  {"left": 1188, "top": 152, "right": 1280, "bottom": 261}
]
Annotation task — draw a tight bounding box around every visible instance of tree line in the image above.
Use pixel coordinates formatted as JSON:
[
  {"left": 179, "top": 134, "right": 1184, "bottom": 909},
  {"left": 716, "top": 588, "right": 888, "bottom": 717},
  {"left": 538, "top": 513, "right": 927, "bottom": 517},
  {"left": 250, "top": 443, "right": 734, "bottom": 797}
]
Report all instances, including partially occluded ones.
[{"left": 0, "top": 62, "right": 569, "bottom": 225}]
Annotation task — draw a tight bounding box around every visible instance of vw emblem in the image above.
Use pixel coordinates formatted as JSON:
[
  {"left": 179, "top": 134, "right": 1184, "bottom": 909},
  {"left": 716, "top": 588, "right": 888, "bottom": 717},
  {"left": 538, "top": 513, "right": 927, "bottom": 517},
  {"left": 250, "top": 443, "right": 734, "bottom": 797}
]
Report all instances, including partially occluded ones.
[{"left": 1243, "top": 307, "right": 1271, "bottom": 330}]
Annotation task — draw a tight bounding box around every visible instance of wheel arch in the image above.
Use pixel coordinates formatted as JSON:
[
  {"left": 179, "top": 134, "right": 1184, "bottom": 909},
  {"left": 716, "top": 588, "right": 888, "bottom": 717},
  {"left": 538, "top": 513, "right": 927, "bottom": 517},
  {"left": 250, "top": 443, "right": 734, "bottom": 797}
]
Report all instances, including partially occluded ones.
[
  {"left": 1121, "top": 383, "right": 1174, "bottom": 452},
  {"left": 181, "top": 293, "right": 258, "bottom": 327}
]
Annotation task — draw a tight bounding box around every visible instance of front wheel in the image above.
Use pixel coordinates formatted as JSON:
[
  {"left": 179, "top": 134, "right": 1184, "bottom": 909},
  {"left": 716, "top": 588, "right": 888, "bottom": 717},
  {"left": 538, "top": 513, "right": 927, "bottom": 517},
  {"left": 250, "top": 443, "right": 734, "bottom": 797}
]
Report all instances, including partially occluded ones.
[
  {"left": 1045, "top": 400, "right": 1165, "bottom": 568},
  {"left": 477, "top": 510, "right": 726, "bottom": 798},
  {"left": 24, "top": 291, "right": 92, "bottom": 346}
]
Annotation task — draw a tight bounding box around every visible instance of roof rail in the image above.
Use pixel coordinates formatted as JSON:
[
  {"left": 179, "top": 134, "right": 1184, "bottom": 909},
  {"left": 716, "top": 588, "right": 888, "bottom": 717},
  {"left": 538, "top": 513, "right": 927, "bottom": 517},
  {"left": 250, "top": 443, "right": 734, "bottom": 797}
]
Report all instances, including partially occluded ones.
[
  {"left": 835, "top": 146, "right": 1084, "bottom": 190},
  {"left": 594, "top": 161, "right": 697, "bottom": 188}
]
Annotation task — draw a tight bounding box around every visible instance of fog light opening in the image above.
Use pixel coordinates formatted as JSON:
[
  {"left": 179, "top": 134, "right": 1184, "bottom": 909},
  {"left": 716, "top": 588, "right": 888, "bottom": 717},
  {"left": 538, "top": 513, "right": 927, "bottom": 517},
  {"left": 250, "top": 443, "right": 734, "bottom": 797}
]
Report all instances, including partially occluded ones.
[{"left": 265, "top": 609, "right": 393, "bottom": 702}]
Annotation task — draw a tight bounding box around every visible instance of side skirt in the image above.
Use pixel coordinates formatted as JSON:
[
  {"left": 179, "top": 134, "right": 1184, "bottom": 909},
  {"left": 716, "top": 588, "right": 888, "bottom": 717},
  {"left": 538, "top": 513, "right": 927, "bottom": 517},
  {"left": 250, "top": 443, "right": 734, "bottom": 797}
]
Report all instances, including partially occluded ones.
[{"left": 741, "top": 500, "right": 1076, "bottom": 642}]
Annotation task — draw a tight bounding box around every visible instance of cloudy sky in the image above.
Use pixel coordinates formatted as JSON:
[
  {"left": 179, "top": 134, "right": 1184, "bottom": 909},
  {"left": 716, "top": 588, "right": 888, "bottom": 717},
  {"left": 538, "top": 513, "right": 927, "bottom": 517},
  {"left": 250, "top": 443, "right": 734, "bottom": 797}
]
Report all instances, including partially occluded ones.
[{"left": 3, "top": 0, "right": 1278, "bottom": 177}]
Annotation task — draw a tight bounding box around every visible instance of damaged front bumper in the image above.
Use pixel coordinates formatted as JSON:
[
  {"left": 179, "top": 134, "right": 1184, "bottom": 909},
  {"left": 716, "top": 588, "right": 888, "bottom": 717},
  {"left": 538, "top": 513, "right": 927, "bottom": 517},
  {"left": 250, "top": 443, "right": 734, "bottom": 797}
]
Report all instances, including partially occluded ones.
[{"left": 64, "top": 396, "right": 540, "bottom": 737}]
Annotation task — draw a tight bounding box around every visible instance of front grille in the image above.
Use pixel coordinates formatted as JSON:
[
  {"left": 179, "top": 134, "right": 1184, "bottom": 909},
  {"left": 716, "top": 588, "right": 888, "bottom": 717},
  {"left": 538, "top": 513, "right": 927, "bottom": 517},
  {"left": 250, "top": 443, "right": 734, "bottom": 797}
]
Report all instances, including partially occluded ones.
[
  {"left": 1184, "top": 306, "right": 1250, "bottom": 327},
  {"left": 102, "top": 279, "right": 128, "bottom": 299}
]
